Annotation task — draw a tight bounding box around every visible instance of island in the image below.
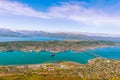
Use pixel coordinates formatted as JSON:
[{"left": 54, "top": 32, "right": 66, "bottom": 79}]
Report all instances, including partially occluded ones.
[
  {"left": 0, "top": 40, "right": 120, "bottom": 80},
  {"left": 0, "top": 40, "right": 118, "bottom": 52}
]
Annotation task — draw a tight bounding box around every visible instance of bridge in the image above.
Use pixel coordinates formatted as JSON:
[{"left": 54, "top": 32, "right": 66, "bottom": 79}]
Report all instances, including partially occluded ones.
[{"left": 84, "top": 51, "right": 103, "bottom": 58}]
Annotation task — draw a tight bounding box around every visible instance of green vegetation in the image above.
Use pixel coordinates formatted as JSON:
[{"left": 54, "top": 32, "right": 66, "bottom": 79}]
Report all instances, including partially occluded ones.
[
  {"left": 0, "top": 58, "right": 119, "bottom": 80},
  {"left": 0, "top": 40, "right": 119, "bottom": 80},
  {"left": 0, "top": 40, "right": 118, "bottom": 52}
]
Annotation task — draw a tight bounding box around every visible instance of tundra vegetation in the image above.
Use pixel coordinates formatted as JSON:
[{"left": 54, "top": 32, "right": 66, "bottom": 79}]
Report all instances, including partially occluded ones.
[{"left": 0, "top": 58, "right": 120, "bottom": 80}]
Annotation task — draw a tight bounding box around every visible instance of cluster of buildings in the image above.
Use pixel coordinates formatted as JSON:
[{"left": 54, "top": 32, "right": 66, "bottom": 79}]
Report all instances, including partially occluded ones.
[{"left": 16, "top": 63, "right": 69, "bottom": 71}]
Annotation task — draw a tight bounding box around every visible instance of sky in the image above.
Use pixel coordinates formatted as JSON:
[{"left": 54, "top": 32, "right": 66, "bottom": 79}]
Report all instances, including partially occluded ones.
[{"left": 0, "top": 0, "right": 120, "bottom": 35}]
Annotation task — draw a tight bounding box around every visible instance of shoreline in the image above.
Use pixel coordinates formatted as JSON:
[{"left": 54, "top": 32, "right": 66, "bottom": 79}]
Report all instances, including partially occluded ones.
[
  {"left": 0, "top": 45, "right": 116, "bottom": 53},
  {"left": 0, "top": 40, "right": 118, "bottom": 52},
  {"left": 0, "top": 60, "right": 90, "bottom": 67},
  {"left": 0, "top": 57, "right": 119, "bottom": 67},
  {"left": 0, "top": 58, "right": 119, "bottom": 79}
]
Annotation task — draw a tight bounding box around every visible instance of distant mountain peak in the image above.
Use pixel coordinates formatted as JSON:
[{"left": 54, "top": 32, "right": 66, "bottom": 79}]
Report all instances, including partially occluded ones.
[{"left": 0, "top": 28, "right": 120, "bottom": 42}]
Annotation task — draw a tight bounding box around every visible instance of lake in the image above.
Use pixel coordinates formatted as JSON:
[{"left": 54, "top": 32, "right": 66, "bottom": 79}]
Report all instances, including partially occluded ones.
[{"left": 0, "top": 46, "right": 120, "bottom": 65}]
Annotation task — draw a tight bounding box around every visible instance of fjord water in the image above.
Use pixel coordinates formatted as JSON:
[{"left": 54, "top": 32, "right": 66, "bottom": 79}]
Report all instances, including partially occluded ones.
[
  {"left": 0, "top": 50, "right": 94, "bottom": 65},
  {"left": 0, "top": 46, "right": 120, "bottom": 65},
  {"left": 86, "top": 46, "right": 120, "bottom": 60},
  {"left": 0, "top": 37, "right": 64, "bottom": 42}
]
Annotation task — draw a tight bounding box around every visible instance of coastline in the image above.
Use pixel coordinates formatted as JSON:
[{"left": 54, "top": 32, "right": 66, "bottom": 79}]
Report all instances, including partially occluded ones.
[
  {"left": 0, "top": 40, "right": 119, "bottom": 67},
  {"left": 0, "top": 45, "right": 115, "bottom": 53},
  {"left": 0, "top": 57, "right": 119, "bottom": 67},
  {"left": 0, "top": 56, "right": 120, "bottom": 79},
  {"left": 0, "top": 40, "right": 118, "bottom": 53}
]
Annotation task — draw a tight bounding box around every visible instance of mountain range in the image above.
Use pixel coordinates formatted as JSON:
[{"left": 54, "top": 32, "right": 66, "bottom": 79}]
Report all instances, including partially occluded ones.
[{"left": 0, "top": 28, "right": 120, "bottom": 42}]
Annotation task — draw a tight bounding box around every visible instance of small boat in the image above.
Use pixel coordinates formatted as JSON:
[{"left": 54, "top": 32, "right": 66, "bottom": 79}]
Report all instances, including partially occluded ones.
[
  {"left": 50, "top": 53, "right": 55, "bottom": 57},
  {"left": 6, "top": 50, "right": 14, "bottom": 52}
]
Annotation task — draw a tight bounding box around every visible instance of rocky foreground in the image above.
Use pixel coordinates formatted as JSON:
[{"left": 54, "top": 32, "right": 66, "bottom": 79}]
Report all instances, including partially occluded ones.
[
  {"left": 0, "top": 58, "right": 120, "bottom": 80},
  {"left": 0, "top": 40, "right": 118, "bottom": 52}
]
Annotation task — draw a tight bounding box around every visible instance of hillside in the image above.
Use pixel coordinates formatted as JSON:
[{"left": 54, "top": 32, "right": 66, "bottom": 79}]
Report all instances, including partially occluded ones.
[
  {"left": 0, "top": 58, "right": 119, "bottom": 80},
  {"left": 0, "top": 41, "right": 118, "bottom": 52}
]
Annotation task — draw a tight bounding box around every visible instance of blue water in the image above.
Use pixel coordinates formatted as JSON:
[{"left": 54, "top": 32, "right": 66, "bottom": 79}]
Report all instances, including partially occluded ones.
[
  {"left": 0, "top": 37, "right": 65, "bottom": 42},
  {"left": 0, "top": 46, "right": 120, "bottom": 65},
  {"left": 86, "top": 46, "right": 120, "bottom": 60},
  {"left": 0, "top": 36, "right": 119, "bottom": 42}
]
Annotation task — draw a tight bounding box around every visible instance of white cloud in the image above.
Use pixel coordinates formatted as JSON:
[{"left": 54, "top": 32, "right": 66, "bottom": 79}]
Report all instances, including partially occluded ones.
[
  {"left": 0, "top": 0, "right": 120, "bottom": 26},
  {"left": 47, "top": 2, "right": 120, "bottom": 26},
  {"left": 0, "top": 0, "right": 50, "bottom": 18}
]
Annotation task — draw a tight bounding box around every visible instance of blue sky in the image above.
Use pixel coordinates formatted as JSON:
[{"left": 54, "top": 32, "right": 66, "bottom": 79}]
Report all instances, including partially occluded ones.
[{"left": 0, "top": 0, "right": 120, "bottom": 35}]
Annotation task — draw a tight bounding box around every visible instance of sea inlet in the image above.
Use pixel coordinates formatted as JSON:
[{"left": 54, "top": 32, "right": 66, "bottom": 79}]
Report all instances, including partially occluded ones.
[{"left": 0, "top": 46, "right": 120, "bottom": 65}]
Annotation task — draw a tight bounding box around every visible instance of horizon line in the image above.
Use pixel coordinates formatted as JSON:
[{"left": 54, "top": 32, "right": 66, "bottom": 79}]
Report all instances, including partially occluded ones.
[{"left": 0, "top": 28, "right": 120, "bottom": 37}]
